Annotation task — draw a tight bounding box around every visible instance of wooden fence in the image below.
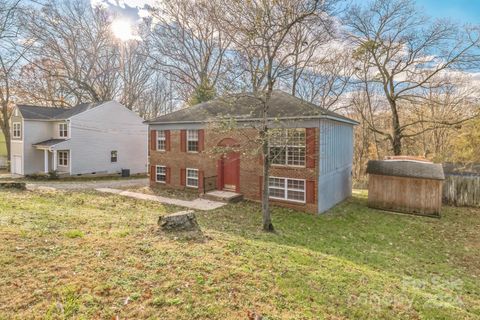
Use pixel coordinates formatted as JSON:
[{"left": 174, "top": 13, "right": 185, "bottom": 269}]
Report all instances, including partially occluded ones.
[{"left": 443, "top": 174, "right": 480, "bottom": 207}]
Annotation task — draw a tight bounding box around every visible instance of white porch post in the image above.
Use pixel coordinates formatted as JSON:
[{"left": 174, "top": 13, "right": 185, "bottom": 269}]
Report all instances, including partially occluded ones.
[
  {"left": 53, "top": 150, "right": 57, "bottom": 171},
  {"left": 43, "top": 149, "right": 49, "bottom": 173}
]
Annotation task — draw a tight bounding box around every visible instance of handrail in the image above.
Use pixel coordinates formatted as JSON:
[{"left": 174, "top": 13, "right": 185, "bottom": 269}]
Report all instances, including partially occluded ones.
[{"left": 203, "top": 175, "right": 217, "bottom": 194}]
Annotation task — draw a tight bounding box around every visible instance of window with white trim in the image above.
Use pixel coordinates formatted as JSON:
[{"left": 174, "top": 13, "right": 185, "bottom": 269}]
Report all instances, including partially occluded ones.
[
  {"left": 111, "top": 150, "right": 118, "bottom": 163},
  {"left": 156, "top": 165, "right": 166, "bottom": 183},
  {"left": 157, "top": 130, "right": 165, "bottom": 151},
  {"left": 187, "top": 130, "right": 198, "bottom": 152},
  {"left": 268, "top": 177, "right": 305, "bottom": 203},
  {"left": 12, "top": 123, "right": 21, "bottom": 138},
  {"left": 59, "top": 123, "right": 68, "bottom": 138},
  {"left": 269, "top": 129, "right": 306, "bottom": 166},
  {"left": 58, "top": 151, "right": 69, "bottom": 167},
  {"left": 186, "top": 168, "right": 198, "bottom": 188}
]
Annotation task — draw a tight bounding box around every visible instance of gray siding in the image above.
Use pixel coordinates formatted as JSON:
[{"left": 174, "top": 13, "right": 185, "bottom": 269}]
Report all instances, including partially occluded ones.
[
  {"left": 69, "top": 101, "right": 147, "bottom": 175},
  {"left": 10, "top": 110, "right": 23, "bottom": 141},
  {"left": 10, "top": 108, "right": 24, "bottom": 173},
  {"left": 23, "top": 120, "right": 52, "bottom": 174},
  {"left": 318, "top": 119, "right": 354, "bottom": 213}
]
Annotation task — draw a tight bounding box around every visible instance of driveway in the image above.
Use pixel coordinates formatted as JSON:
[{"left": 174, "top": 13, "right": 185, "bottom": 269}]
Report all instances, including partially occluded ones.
[{"left": 26, "top": 178, "right": 148, "bottom": 191}]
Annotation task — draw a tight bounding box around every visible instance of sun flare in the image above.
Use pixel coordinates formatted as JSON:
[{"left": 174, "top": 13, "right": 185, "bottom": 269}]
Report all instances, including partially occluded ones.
[{"left": 111, "top": 19, "right": 139, "bottom": 41}]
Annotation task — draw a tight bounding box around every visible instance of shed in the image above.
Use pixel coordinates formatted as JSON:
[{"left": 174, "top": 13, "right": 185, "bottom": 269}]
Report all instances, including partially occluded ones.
[{"left": 366, "top": 160, "right": 445, "bottom": 217}]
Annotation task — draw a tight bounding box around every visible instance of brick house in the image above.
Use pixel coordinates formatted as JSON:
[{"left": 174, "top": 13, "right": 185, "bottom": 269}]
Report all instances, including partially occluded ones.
[{"left": 146, "top": 91, "right": 358, "bottom": 214}]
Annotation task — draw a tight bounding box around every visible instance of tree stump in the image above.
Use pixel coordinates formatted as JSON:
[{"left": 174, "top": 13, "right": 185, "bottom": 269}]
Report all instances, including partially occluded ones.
[{"left": 158, "top": 210, "right": 200, "bottom": 232}]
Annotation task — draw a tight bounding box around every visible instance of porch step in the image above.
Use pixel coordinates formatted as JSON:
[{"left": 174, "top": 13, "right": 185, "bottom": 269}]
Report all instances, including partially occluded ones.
[{"left": 202, "top": 190, "right": 244, "bottom": 203}]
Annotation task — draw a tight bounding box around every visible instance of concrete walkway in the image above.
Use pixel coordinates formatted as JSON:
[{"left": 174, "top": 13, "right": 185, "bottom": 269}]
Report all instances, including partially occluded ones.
[{"left": 96, "top": 188, "right": 226, "bottom": 211}]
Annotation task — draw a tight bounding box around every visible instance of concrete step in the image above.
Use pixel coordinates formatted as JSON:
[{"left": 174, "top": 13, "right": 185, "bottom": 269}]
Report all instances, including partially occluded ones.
[{"left": 202, "top": 190, "right": 244, "bottom": 203}]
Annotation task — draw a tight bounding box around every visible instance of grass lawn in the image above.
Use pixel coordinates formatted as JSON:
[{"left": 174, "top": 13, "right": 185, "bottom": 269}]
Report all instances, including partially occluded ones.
[
  {"left": 0, "top": 132, "right": 6, "bottom": 157},
  {"left": 0, "top": 190, "right": 479, "bottom": 319}
]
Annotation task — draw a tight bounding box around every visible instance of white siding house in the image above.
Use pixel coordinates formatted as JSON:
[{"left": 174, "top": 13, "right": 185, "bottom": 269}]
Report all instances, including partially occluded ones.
[{"left": 10, "top": 101, "right": 147, "bottom": 176}]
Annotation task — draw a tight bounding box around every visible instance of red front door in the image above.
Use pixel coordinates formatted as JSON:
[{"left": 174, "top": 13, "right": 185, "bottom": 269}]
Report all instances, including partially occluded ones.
[{"left": 223, "top": 152, "right": 240, "bottom": 192}]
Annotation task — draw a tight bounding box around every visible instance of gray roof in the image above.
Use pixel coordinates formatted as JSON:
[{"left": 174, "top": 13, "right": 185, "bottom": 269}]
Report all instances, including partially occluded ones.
[
  {"left": 146, "top": 91, "right": 358, "bottom": 125},
  {"left": 32, "top": 139, "right": 67, "bottom": 147},
  {"left": 366, "top": 160, "right": 445, "bottom": 180},
  {"left": 17, "top": 102, "right": 106, "bottom": 120}
]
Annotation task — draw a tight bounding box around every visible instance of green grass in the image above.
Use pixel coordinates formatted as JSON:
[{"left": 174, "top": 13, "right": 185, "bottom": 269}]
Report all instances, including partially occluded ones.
[
  {"left": 0, "top": 189, "right": 478, "bottom": 319},
  {"left": 0, "top": 132, "right": 6, "bottom": 157},
  {"left": 64, "top": 230, "right": 84, "bottom": 239}
]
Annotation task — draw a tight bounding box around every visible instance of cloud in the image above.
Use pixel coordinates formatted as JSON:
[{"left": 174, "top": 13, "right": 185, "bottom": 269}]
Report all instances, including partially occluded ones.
[{"left": 90, "top": 0, "right": 158, "bottom": 21}]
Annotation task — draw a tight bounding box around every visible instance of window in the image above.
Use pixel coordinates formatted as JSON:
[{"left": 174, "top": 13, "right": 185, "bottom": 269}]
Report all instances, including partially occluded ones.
[
  {"left": 187, "top": 130, "right": 198, "bottom": 152},
  {"left": 269, "top": 129, "right": 306, "bottom": 166},
  {"left": 111, "top": 151, "right": 118, "bottom": 163},
  {"left": 268, "top": 177, "right": 305, "bottom": 203},
  {"left": 157, "top": 130, "right": 166, "bottom": 151},
  {"left": 156, "top": 166, "right": 166, "bottom": 183},
  {"left": 58, "top": 151, "right": 69, "bottom": 167},
  {"left": 12, "top": 123, "right": 21, "bottom": 138},
  {"left": 59, "top": 123, "right": 68, "bottom": 138},
  {"left": 186, "top": 168, "right": 198, "bottom": 188}
]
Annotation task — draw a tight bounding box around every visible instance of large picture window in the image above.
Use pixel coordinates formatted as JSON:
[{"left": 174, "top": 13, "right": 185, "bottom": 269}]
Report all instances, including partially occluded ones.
[
  {"left": 186, "top": 168, "right": 198, "bottom": 188},
  {"left": 269, "top": 129, "right": 306, "bottom": 166},
  {"left": 268, "top": 177, "right": 306, "bottom": 203},
  {"left": 12, "top": 123, "right": 21, "bottom": 138},
  {"left": 157, "top": 130, "right": 165, "bottom": 151},
  {"left": 58, "top": 151, "right": 69, "bottom": 167},
  {"left": 156, "top": 166, "right": 166, "bottom": 183},
  {"left": 187, "top": 130, "right": 199, "bottom": 152},
  {"left": 59, "top": 123, "right": 68, "bottom": 138}
]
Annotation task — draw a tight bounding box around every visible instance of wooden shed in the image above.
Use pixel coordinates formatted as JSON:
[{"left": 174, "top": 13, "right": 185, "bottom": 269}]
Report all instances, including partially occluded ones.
[{"left": 366, "top": 160, "right": 445, "bottom": 217}]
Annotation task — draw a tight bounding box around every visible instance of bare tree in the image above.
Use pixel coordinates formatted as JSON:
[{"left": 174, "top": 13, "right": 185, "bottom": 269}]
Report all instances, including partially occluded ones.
[
  {"left": 23, "top": 0, "right": 121, "bottom": 104},
  {"left": 0, "top": 0, "right": 22, "bottom": 163},
  {"left": 286, "top": 19, "right": 334, "bottom": 96},
  {"left": 294, "top": 45, "right": 354, "bottom": 111},
  {"left": 346, "top": 0, "right": 480, "bottom": 155},
  {"left": 404, "top": 73, "right": 479, "bottom": 158},
  {"left": 137, "top": 73, "right": 174, "bottom": 119},
  {"left": 117, "top": 40, "right": 154, "bottom": 110},
  {"left": 17, "top": 58, "right": 75, "bottom": 107},
  {"left": 213, "top": 0, "right": 336, "bottom": 231},
  {"left": 147, "top": 0, "right": 232, "bottom": 105}
]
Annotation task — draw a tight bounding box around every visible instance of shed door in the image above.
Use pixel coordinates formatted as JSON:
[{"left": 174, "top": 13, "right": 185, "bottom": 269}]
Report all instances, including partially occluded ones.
[{"left": 12, "top": 155, "right": 22, "bottom": 175}]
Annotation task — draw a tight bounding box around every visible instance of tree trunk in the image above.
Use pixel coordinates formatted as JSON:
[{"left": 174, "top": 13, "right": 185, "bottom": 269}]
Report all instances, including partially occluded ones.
[
  {"left": 4, "top": 129, "right": 10, "bottom": 170},
  {"left": 389, "top": 99, "right": 402, "bottom": 155},
  {"left": 1, "top": 102, "right": 11, "bottom": 170},
  {"left": 261, "top": 88, "right": 274, "bottom": 232},
  {"left": 261, "top": 128, "right": 274, "bottom": 232}
]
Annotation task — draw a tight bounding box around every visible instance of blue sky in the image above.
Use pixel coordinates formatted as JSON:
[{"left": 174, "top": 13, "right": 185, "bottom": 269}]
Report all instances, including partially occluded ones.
[
  {"left": 412, "top": 0, "right": 479, "bottom": 24},
  {"left": 92, "top": 0, "right": 480, "bottom": 25}
]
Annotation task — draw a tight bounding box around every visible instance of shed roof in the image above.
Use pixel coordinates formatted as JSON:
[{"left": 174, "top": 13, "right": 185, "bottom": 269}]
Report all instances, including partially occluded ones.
[
  {"left": 366, "top": 160, "right": 445, "bottom": 180},
  {"left": 146, "top": 90, "right": 358, "bottom": 125},
  {"left": 17, "top": 102, "right": 106, "bottom": 120}
]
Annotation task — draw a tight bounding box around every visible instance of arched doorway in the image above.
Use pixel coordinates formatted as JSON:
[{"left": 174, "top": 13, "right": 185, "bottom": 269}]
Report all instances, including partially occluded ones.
[{"left": 216, "top": 138, "right": 240, "bottom": 193}]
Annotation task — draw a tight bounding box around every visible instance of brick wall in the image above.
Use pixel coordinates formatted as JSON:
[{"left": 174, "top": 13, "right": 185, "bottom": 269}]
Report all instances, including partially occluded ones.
[{"left": 149, "top": 127, "right": 319, "bottom": 213}]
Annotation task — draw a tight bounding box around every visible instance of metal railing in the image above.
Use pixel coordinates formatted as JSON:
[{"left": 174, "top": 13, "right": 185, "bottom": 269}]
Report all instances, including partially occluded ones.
[{"left": 203, "top": 175, "right": 217, "bottom": 193}]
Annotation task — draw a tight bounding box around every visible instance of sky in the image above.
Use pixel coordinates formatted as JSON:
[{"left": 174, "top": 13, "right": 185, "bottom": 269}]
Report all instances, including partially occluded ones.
[
  {"left": 415, "top": 0, "right": 480, "bottom": 24},
  {"left": 92, "top": 0, "right": 480, "bottom": 25}
]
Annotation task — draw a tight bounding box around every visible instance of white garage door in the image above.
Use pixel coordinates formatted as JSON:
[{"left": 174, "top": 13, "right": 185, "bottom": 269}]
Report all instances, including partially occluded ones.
[{"left": 12, "top": 155, "right": 22, "bottom": 175}]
